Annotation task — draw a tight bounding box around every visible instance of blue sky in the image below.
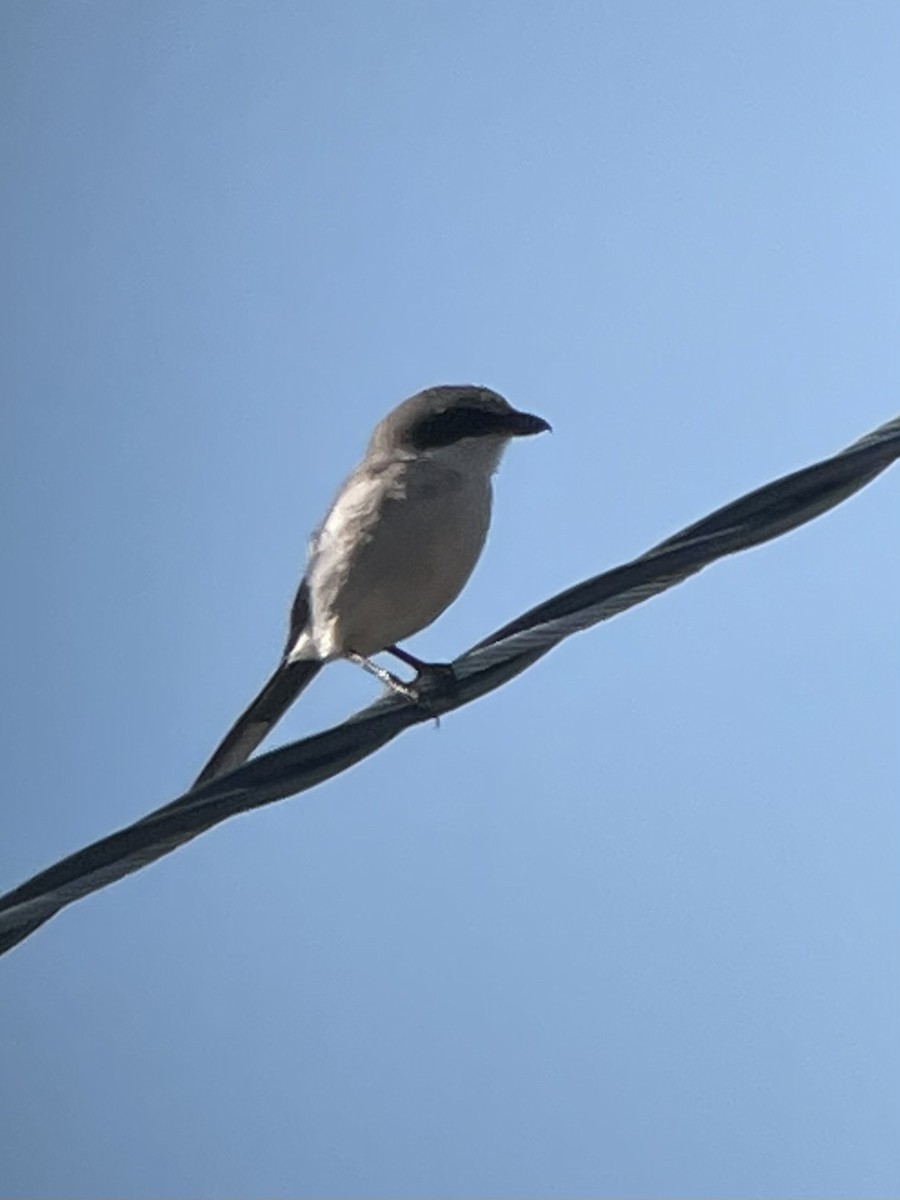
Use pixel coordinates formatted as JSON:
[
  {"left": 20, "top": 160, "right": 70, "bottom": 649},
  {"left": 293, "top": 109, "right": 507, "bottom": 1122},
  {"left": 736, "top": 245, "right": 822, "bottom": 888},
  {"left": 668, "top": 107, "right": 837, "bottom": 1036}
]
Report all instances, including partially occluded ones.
[{"left": 2, "top": 3, "right": 898, "bottom": 1197}]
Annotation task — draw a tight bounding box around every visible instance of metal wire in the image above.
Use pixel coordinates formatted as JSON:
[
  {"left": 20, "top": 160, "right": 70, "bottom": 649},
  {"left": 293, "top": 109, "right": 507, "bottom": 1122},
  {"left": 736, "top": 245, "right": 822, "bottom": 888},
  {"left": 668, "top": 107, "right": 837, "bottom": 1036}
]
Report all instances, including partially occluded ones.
[{"left": 1, "top": 415, "right": 897, "bottom": 956}]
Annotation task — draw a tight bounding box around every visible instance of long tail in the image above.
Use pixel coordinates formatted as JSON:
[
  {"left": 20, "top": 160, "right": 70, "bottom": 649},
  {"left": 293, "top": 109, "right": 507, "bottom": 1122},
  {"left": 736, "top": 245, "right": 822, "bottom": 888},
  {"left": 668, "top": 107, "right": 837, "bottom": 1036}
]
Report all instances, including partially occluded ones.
[{"left": 192, "top": 659, "right": 322, "bottom": 788}]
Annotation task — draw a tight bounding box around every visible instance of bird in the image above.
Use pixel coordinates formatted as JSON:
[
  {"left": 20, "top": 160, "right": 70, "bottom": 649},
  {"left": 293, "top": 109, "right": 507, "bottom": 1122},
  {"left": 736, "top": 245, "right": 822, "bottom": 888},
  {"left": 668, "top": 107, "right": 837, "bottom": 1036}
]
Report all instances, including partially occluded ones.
[{"left": 192, "top": 384, "right": 551, "bottom": 788}]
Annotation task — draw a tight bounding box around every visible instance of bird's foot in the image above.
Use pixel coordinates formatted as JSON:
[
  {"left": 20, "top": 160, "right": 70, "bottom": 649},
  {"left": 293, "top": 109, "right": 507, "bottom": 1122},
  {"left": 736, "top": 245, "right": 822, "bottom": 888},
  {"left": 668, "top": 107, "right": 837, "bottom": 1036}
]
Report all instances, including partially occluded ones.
[
  {"left": 404, "top": 661, "right": 458, "bottom": 728},
  {"left": 408, "top": 661, "right": 457, "bottom": 694},
  {"left": 386, "top": 645, "right": 457, "bottom": 693},
  {"left": 348, "top": 649, "right": 457, "bottom": 721}
]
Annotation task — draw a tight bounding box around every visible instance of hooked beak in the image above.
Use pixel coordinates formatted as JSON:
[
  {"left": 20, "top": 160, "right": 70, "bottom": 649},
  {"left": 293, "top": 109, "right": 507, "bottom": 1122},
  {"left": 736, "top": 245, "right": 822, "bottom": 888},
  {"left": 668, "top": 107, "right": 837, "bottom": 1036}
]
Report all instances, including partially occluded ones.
[{"left": 505, "top": 409, "right": 552, "bottom": 437}]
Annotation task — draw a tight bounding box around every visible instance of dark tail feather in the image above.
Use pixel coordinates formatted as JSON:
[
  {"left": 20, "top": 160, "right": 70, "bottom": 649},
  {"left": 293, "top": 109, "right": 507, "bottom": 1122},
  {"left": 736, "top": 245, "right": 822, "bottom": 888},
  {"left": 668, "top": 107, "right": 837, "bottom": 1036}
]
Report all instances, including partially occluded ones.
[{"left": 192, "top": 659, "right": 322, "bottom": 788}]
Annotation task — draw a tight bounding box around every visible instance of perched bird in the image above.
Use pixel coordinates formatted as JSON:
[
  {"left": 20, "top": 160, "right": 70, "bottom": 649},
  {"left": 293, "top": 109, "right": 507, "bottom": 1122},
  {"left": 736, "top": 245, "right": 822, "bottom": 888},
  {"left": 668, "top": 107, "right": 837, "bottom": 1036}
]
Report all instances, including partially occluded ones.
[{"left": 193, "top": 385, "right": 550, "bottom": 787}]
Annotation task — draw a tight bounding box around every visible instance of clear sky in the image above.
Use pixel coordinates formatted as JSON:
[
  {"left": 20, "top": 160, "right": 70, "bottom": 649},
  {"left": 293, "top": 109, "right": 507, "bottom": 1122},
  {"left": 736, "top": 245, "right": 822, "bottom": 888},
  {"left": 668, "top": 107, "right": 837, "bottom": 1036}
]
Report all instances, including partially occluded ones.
[{"left": 2, "top": 3, "right": 898, "bottom": 1197}]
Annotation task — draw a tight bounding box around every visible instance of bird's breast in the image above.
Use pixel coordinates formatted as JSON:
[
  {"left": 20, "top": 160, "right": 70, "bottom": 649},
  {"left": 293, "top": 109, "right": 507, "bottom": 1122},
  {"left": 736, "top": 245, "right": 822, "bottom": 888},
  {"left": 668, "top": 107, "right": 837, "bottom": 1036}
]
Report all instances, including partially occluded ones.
[{"left": 308, "top": 458, "right": 493, "bottom": 657}]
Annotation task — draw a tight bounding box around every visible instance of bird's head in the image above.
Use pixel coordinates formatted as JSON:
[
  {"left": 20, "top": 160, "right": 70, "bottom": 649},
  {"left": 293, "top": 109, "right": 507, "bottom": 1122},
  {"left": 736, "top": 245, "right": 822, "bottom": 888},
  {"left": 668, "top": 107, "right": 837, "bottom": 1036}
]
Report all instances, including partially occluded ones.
[{"left": 369, "top": 385, "right": 551, "bottom": 472}]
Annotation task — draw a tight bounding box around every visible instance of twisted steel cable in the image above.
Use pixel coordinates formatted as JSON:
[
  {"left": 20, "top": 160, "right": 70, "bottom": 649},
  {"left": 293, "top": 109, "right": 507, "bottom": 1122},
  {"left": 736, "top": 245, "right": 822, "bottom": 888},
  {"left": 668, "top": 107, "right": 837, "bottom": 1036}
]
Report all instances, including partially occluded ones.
[{"left": 1, "top": 414, "right": 897, "bottom": 956}]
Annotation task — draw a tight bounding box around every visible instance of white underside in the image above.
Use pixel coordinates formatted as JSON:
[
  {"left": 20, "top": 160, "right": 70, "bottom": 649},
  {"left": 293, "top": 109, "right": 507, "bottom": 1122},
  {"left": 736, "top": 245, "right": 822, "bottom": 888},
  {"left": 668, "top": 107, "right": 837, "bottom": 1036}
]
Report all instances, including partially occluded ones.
[{"left": 286, "top": 436, "right": 507, "bottom": 661}]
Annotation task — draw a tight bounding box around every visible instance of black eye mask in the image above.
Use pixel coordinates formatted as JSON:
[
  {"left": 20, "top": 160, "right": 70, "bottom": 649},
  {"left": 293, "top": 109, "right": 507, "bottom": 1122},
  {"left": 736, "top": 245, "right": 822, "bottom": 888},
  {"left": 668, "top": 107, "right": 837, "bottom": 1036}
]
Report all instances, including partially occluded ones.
[{"left": 407, "top": 406, "right": 512, "bottom": 450}]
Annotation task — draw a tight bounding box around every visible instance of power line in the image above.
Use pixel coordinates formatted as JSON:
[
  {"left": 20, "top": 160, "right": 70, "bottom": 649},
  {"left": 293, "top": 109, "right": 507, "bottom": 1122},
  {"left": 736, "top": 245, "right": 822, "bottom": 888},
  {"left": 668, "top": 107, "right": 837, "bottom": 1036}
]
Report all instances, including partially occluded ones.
[{"left": 1, "top": 414, "right": 897, "bottom": 956}]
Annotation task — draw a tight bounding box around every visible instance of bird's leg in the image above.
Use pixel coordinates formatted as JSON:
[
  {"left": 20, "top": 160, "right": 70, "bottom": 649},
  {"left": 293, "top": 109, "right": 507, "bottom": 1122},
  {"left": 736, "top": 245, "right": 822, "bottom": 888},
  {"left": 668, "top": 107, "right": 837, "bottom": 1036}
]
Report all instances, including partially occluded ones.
[
  {"left": 346, "top": 650, "right": 418, "bottom": 702},
  {"left": 385, "top": 645, "right": 432, "bottom": 673},
  {"left": 386, "top": 645, "right": 458, "bottom": 692}
]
